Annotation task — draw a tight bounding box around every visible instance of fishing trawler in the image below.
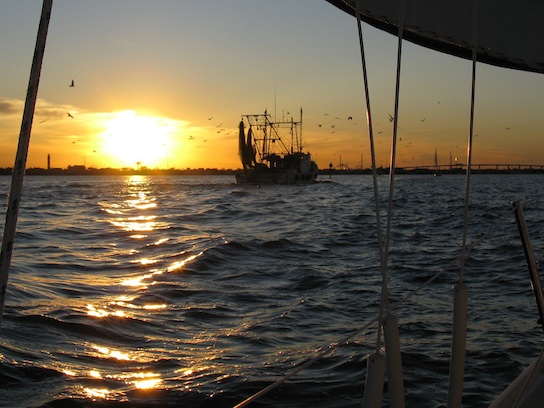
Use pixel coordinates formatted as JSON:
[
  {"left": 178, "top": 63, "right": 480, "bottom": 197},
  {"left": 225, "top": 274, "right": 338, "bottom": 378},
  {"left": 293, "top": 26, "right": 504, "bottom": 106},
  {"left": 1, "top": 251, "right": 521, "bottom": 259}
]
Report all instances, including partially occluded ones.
[{"left": 235, "top": 109, "right": 318, "bottom": 184}]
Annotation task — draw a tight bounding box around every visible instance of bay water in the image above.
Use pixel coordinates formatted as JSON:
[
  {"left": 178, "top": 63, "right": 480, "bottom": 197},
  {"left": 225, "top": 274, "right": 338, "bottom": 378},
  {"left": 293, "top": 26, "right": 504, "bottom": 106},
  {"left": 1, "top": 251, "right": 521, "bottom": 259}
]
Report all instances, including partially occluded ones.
[{"left": 0, "top": 174, "right": 542, "bottom": 407}]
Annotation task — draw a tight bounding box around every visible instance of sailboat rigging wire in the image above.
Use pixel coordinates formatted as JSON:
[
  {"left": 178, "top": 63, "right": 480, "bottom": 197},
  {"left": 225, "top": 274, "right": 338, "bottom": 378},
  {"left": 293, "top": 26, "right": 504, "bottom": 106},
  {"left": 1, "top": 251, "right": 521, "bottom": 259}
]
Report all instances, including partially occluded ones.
[
  {"left": 0, "top": 0, "right": 53, "bottom": 330},
  {"left": 459, "top": 2, "right": 479, "bottom": 284},
  {"left": 374, "top": 2, "right": 408, "bottom": 406},
  {"left": 448, "top": 2, "right": 478, "bottom": 407},
  {"left": 378, "top": 0, "right": 405, "bottom": 351},
  {"left": 354, "top": 0, "right": 386, "bottom": 353}
]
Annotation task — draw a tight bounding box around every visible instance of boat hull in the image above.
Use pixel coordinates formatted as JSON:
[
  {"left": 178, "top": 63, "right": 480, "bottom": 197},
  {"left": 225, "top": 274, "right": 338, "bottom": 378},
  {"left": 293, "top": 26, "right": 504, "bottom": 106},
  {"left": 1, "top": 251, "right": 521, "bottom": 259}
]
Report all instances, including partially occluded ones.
[{"left": 235, "top": 168, "right": 317, "bottom": 184}]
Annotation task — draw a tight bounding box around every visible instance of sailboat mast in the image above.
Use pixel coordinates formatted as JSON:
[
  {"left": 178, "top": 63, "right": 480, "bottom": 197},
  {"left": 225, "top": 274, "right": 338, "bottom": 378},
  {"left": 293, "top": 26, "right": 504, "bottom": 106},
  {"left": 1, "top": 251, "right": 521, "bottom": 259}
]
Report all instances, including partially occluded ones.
[{"left": 0, "top": 0, "right": 53, "bottom": 329}]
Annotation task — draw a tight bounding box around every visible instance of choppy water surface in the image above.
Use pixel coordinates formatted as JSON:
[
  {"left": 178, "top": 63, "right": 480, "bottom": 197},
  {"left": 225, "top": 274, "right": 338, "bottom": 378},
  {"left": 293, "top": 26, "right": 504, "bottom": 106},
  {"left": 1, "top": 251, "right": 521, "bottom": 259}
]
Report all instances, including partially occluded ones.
[{"left": 0, "top": 174, "right": 543, "bottom": 407}]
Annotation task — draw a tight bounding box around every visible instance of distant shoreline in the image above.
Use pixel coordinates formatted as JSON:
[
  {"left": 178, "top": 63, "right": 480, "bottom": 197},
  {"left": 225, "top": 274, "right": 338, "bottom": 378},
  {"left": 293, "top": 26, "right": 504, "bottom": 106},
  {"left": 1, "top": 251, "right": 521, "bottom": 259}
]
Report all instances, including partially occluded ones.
[{"left": 0, "top": 167, "right": 543, "bottom": 176}]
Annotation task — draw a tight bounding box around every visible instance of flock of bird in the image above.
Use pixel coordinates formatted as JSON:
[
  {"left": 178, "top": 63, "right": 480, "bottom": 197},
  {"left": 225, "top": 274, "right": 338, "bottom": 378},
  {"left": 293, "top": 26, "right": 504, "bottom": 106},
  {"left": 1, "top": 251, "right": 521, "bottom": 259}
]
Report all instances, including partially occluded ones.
[{"left": 40, "top": 82, "right": 513, "bottom": 167}]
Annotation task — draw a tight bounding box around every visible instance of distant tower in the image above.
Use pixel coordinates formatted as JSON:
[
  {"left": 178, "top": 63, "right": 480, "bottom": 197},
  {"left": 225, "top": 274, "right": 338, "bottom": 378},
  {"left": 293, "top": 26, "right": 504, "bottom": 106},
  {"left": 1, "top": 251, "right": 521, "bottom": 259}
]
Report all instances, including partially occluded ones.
[{"left": 47, "top": 154, "right": 50, "bottom": 170}]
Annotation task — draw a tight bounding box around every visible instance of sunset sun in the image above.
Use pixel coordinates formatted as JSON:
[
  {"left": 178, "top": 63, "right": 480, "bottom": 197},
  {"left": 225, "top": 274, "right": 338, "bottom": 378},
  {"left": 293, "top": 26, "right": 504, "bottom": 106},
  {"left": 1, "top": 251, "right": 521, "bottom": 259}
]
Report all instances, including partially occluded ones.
[{"left": 101, "top": 111, "right": 174, "bottom": 168}]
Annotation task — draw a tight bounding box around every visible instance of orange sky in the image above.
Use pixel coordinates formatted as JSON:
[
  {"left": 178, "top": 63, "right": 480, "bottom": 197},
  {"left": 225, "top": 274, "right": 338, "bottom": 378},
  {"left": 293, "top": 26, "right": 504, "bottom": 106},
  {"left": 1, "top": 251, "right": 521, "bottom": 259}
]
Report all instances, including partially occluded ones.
[{"left": 1, "top": 1, "right": 544, "bottom": 171}]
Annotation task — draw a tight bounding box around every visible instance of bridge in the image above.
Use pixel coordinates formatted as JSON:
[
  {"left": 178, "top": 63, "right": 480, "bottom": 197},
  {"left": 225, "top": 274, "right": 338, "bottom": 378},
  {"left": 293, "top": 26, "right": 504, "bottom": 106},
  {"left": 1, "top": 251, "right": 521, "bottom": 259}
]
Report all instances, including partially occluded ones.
[{"left": 401, "top": 164, "right": 544, "bottom": 171}]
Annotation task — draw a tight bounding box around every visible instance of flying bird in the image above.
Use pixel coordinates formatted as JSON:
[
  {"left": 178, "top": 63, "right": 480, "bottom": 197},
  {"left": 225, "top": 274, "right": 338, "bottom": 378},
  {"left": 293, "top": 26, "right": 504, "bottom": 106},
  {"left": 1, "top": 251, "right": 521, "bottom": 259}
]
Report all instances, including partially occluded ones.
[
  {"left": 69, "top": 80, "right": 75, "bottom": 87},
  {"left": 388, "top": 114, "right": 394, "bottom": 122},
  {"left": 208, "top": 116, "right": 213, "bottom": 120},
  {"left": 348, "top": 116, "right": 353, "bottom": 120},
  {"left": 67, "top": 112, "right": 74, "bottom": 119}
]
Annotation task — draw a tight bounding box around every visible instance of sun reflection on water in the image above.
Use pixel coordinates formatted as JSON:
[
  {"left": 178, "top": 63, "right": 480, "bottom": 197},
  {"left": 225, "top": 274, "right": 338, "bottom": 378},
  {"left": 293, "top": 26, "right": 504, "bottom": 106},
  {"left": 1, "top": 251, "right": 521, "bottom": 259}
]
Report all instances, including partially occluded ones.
[
  {"left": 130, "top": 372, "right": 162, "bottom": 389},
  {"left": 84, "top": 388, "right": 111, "bottom": 399},
  {"left": 119, "top": 252, "right": 203, "bottom": 288},
  {"left": 101, "top": 176, "right": 169, "bottom": 237},
  {"left": 86, "top": 304, "right": 126, "bottom": 318},
  {"left": 81, "top": 176, "right": 213, "bottom": 400}
]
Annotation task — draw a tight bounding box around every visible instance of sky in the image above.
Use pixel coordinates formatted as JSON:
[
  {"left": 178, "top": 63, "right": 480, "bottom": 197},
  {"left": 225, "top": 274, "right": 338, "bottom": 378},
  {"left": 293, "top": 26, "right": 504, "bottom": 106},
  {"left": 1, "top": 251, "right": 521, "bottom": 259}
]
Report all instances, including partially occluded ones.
[{"left": 1, "top": 1, "right": 544, "bottom": 171}]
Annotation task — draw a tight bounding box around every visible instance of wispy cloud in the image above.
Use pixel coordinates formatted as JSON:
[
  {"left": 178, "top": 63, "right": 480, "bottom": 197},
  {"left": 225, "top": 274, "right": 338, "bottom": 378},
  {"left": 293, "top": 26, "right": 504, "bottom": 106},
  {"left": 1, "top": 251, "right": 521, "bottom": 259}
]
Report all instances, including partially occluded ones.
[
  {"left": 0, "top": 98, "right": 23, "bottom": 115},
  {"left": 0, "top": 97, "right": 78, "bottom": 121}
]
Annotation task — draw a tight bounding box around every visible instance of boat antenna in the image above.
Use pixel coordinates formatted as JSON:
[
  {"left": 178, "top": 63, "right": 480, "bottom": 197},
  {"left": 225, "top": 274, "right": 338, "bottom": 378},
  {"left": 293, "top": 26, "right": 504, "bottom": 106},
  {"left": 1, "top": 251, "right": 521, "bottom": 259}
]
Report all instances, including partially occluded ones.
[
  {"left": 274, "top": 81, "right": 277, "bottom": 122},
  {"left": 0, "top": 0, "right": 53, "bottom": 330}
]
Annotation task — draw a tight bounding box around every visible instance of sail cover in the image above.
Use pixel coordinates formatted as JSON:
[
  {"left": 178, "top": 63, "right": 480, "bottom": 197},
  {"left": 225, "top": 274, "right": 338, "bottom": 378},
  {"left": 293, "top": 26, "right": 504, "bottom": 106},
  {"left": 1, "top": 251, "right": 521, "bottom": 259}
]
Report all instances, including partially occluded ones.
[{"left": 325, "top": 0, "right": 544, "bottom": 74}]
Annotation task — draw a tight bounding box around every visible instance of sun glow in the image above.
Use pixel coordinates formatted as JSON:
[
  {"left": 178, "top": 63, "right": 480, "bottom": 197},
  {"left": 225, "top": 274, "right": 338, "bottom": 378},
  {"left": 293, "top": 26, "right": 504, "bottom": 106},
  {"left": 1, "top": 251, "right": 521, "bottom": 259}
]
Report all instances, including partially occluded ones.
[{"left": 101, "top": 110, "right": 175, "bottom": 168}]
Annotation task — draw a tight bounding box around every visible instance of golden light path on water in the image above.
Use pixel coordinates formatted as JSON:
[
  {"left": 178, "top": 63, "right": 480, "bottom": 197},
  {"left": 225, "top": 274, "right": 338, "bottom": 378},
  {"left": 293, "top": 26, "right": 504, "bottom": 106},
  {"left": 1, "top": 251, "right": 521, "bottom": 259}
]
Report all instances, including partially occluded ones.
[{"left": 78, "top": 176, "right": 208, "bottom": 400}]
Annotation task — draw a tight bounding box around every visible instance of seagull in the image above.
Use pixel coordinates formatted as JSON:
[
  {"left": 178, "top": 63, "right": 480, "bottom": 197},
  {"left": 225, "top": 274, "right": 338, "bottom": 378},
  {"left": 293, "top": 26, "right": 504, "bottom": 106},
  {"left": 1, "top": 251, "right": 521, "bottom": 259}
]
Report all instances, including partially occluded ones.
[
  {"left": 69, "top": 80, "right": 75, "bottom": 87},
  {"left": 67, "top": 112, "right": 74, "bottom": 119}
]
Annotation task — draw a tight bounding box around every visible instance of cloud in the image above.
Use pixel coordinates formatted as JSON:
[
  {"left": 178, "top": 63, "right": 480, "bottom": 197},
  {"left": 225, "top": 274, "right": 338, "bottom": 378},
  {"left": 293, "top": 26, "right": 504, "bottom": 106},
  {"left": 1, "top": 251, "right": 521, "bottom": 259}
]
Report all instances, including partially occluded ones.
[
  {"left": 36, "top": 99, "right": 78, "bottom": 120},
  {"left": 0, "top": 98, "right": 23, "bottom": 115},
  {"left": 0, "top": 97, "right": 78, "bottom": 121}
]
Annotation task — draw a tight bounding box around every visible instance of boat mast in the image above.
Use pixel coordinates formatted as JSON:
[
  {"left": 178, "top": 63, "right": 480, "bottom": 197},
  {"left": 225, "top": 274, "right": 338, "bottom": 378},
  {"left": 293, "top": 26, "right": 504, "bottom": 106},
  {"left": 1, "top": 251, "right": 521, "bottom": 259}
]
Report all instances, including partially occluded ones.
[
  {"left": 0, "top": 0, "right": 53, "bottom": 330},
  {"left": 263, "top": 110, "right": 268, "bottom": 158},
  {"left": 290, "top": 116, "right": 294, "bottom": 154},
  {"left": 300, "top": 107, "right": 303, "bottom": 153}
]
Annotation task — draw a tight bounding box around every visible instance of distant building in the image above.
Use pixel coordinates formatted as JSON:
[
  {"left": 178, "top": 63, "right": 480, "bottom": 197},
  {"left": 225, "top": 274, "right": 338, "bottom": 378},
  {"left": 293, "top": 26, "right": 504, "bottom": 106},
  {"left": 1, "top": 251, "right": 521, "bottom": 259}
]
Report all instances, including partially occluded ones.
[{"left": 65, "top": 165, "right": 87, "bottom": 175}]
